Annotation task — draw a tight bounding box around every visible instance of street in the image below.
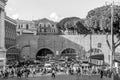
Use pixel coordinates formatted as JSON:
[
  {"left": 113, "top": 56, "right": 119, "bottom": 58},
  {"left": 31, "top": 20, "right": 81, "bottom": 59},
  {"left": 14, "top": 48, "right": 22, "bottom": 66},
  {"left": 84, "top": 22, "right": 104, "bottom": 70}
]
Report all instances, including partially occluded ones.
[{"left": 0, "top": 74, "right": 112, "bottom": 80}]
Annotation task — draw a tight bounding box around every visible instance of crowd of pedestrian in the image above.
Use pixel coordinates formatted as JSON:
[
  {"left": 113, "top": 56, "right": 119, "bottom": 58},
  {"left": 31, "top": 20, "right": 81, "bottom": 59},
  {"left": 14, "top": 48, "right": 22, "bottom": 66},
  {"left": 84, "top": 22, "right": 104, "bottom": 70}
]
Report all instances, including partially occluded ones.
[
  {"left": 0, "top": 60, "right": 119, "bottom": 79},
  {"left": 0, "top": 64, "right": 61, "bottom": 79},
  {"left": 0, "top": 66, "right": 33, "bottom": 78}
]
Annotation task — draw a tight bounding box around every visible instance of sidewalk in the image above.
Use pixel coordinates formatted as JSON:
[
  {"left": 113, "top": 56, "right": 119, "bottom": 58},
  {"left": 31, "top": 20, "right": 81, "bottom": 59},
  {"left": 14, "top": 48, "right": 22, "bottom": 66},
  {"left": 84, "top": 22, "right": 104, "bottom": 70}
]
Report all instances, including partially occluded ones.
[
  {"left": 103, "top": 74, "right": 120, "bottom": 80},
  {"left": 103, "top": 77, "right": 113, "bottom": 80},
  {"left": 29, "top": 72, "right": 66, "bottom": 77}
]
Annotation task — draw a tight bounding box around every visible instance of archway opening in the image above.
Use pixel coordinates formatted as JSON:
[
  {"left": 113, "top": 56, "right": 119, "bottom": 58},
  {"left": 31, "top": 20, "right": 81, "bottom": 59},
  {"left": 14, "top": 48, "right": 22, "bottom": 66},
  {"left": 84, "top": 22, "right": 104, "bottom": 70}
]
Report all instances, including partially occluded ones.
[
  {"left": 61, "top": 48, "right": 76, "bottom": 61},
  {"left": 36, "top": 48, "right": 54, "bottom": 61}
]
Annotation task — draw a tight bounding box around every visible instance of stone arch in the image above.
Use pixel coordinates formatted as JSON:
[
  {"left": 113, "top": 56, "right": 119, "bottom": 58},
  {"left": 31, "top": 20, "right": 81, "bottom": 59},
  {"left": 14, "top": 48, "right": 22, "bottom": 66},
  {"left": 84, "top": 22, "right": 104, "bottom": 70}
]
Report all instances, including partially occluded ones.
[
  {"left": 36, "top": 48, "right": 54, "bottom": 60},
  {"left": 61, "top": 48, "right": 77, "bottom": 61},
  {"left": 61, "top": 48, "right": 76, "bottom": 56}
]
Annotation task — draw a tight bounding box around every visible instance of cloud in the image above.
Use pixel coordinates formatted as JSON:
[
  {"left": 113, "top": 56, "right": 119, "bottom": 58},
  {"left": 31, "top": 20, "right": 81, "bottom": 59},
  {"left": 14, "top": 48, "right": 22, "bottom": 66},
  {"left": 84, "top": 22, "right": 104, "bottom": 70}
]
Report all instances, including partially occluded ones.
[
  {"left": 11, "top": 13, "right": 20, "bottom": 19},
  {"left": 49, "top": 12, "right": 61, "bottom": 22}
]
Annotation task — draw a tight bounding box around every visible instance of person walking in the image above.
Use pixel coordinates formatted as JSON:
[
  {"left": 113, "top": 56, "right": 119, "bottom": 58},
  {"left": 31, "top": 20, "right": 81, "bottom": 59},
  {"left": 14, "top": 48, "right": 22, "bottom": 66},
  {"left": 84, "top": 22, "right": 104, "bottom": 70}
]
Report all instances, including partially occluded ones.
[
  {"left": 100, "top": 69, "right": 103, "bottom": 78},
  {"left": 76, "top": 68, "right": 81, "bottom": 80},
  {"left": 51, "top": 68, "right": 56, "bottom": 79}
]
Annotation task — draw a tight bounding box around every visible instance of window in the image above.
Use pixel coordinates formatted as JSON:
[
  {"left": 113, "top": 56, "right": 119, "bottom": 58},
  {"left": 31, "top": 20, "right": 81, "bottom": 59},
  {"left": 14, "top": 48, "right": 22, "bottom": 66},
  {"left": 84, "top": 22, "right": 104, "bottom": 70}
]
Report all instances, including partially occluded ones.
[
  {"left": 40, "top": 28, "right": 42, "bottom": 32},
  {"left": 52, "top": 29, "right": 53, "bottom": 32},
  {"left": 39, "top": 24, "right": 41, "bottom": 27},
  {"left": 54, "top": 29, "right": 56, "bottom": 32},
  {"left": 53, "top": 29, "right": 54, "bottom": 32},
  {"left": 41, "top": 29, "right": 44, "bottom": 32},
  {"left": 26, "top": 24, "right": 29, "bottom": 29},
  {"left": 21, "top": 25, "right": 23, "bottom": 28},
  {"left": 47, "top": 29, "right": 49, "bottom": 32},
  {"left": 48, "top": 24, "right": 50, "bottom": 27},
  {"left": 44, "top": 29, "right": 47, "bottom": 32},
  {"left": 41, "top": 23, "right": 44, "bottom": 27},
  {"left": 18, "top": 25, "right": 21, "bottom": 29},
  {"left": 52, "top": 25, "right": 54, "bottom": 27},
  {"left": 98, "top": 43, "right": 102, "bottom": 48},
  {"left": 44, "top": 24, "right": 46, "bottom": 27},
  {"left": 37, "top": 28, "right": 40, "bottom": 32}
]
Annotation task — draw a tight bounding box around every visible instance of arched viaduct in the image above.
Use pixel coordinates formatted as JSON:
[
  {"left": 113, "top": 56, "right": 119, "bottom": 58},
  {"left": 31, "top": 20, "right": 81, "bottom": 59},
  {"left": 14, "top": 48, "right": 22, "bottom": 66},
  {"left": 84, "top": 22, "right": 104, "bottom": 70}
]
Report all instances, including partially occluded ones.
[{"left": 17, "top": 34, "right": 113, "bottom": 63}]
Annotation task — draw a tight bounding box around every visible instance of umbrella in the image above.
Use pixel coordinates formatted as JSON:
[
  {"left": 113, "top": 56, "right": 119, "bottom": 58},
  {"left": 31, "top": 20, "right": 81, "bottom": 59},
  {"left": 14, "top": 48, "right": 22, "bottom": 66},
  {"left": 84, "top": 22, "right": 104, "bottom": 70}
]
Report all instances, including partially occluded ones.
[{"left": 89, "top": 54, "right": 104, "bottom": 60}]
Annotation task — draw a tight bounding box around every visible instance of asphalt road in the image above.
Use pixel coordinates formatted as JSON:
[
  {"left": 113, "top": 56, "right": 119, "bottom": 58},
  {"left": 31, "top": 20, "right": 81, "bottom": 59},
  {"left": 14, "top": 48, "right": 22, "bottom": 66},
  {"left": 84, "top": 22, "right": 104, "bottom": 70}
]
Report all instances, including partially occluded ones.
[{"left": 0, "top": 74, "right": 113, "bottom": 80}]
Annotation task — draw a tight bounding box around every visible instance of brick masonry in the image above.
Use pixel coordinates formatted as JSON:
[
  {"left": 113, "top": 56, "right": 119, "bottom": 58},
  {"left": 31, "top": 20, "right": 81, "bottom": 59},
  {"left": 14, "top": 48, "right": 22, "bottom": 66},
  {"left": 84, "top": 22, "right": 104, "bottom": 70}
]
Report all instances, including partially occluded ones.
[{"left": 17, "top": 34, "right": 117, "bottom": 64}]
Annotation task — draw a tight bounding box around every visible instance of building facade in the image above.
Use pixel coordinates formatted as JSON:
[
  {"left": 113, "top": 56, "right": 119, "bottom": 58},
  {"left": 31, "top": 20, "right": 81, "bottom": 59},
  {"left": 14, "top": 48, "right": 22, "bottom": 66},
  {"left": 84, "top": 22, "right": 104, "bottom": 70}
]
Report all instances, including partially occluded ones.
[
  {"left": 16, "top": 19, "right": 36, "bottom": 36},
  {"left": 34, "top": 18, "right": 59, "bottom": 35},
  {"left": 5, "top": 16, "right": 19, "bottom": 62},
  {"left": 16, "top": 18, "right": 60, "bottom": 36},
  {"left": 0, "top": 0, "right": 7, "bottom": 69}
]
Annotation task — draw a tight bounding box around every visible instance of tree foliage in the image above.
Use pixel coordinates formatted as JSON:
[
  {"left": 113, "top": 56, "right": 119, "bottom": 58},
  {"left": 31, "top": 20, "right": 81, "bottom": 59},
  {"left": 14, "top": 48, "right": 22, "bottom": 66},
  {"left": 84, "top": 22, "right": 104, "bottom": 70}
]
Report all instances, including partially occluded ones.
[
  {"left": 85, "top": 5, "right": 120, "bottom": 49},
  {"left": 57, "top": 17, "right": 90, "bottom": 34},
  {"left": 76, "top": 21, "right": 91, "bottom": 34},
  {"left": 85, "top": 5, "right": 120, "bottom": 35},
  {"left": 57, "top": 17, "right": 80, "bottom": 30}
]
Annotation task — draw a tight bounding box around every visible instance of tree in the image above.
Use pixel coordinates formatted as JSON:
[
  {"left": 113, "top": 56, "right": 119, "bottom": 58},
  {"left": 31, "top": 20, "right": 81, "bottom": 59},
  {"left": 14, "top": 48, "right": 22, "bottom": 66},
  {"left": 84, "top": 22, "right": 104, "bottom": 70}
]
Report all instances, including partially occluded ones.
[
  {"left": 85, "top": 5, "right": 120, "bottom": 51},
  {"left": 57, "top": 17, "right": 89, "bottom": 34},
  {"left": 76, "top": 21, "right": 91, "bottom": 34}
]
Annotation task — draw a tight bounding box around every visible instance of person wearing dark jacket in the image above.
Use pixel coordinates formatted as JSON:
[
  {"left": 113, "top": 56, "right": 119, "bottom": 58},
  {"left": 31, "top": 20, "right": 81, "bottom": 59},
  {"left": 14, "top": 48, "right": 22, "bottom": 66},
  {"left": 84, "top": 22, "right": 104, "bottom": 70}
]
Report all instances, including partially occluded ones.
[
  {"left": 51, "top": 68, "right": 56, "bottom": 78},
  {"left": 100, "top": 70, "right": 103, "bottom": 78}
]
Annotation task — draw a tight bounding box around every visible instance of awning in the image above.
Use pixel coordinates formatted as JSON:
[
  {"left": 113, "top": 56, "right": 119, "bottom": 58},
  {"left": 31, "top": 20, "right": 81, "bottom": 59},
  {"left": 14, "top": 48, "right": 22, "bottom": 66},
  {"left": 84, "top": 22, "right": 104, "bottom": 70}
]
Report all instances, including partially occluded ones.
[
  {"left": 88, "top": 62, "right": 109, "bottom": 66},
  {"left": 102, "top": 62, "right": 110, "bottom": 66},
  {"left": 89, "top": 54, "right": 104, "bottom": 60},
  {"left": 114, "top": 59, "right": 120, "bottom": 63},
  {"left": 89, "top": 62, "right": 100, "bottom": 66}
]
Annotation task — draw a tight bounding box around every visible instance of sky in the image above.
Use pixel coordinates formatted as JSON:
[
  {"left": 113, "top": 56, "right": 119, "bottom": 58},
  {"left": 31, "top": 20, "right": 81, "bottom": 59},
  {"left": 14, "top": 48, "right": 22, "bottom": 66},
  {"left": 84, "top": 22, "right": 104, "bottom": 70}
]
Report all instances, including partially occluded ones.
[{"left": 5, "top": 0, "right": 119, "bottom": 21}]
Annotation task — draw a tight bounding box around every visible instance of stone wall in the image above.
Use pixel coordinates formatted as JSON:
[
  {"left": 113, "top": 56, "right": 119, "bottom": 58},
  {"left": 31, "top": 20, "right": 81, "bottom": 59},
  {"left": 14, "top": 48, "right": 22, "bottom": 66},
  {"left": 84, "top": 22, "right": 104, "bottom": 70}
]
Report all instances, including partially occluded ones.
[{"left": 17, "top": 34, "right": 113, "bottom": 63}]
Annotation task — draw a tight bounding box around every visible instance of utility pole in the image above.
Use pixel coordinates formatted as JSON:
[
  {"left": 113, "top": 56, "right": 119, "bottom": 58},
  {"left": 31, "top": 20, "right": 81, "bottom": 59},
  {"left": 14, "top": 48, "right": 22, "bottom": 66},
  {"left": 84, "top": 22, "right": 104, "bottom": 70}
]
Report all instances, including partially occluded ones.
[
  {"left": 111, "top": 1, "right": 114, "bottom": 69},
  {"left": 90, "top": 29, "right": 92, "bottom": 63},
  {"left": 29, "top": 40, "right": 31, "bottom": 60},
  {"left": 106, "top": 1, "right": 120, "bottom": 69}
]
